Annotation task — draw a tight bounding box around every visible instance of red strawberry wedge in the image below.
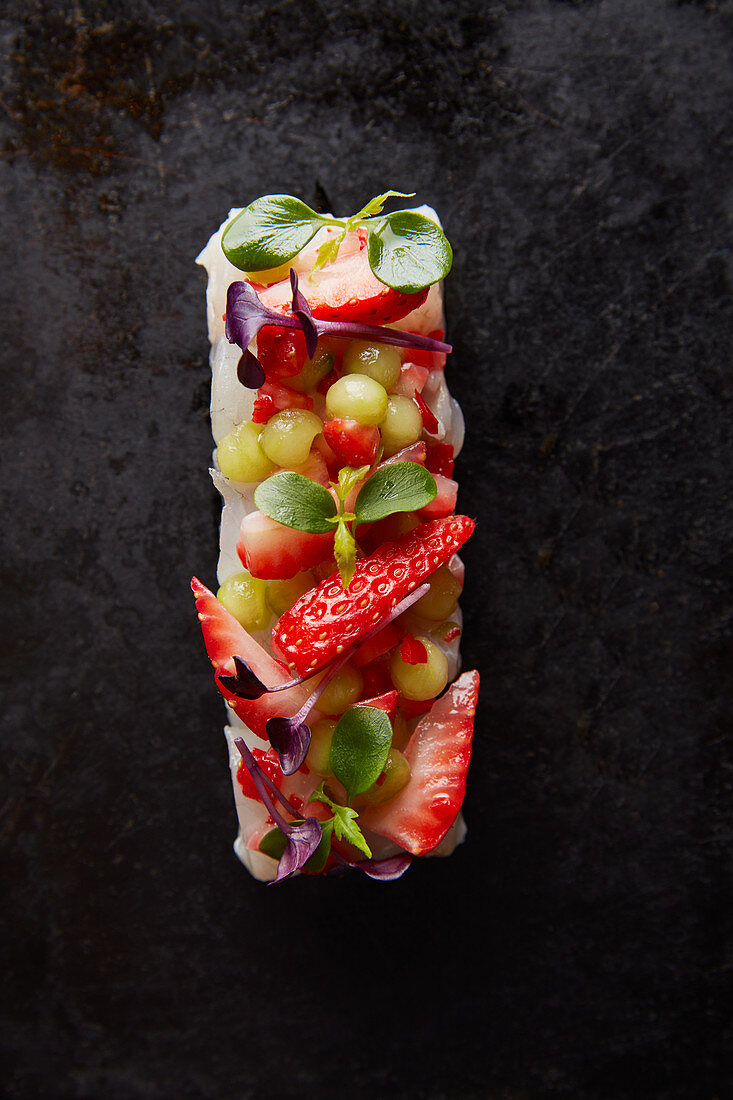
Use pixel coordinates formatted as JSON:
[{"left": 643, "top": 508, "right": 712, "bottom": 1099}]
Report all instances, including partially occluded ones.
[
  {"left": 258, "top": 234, "right": 428, "bottom": 325},
  {"left": 191, "top": 577, "right": 312, "bottom": 739},
  {"left": 272, "top": 514, "right": 475, "bottom": 677},
  {"left": 360, "top": 670, "right": 480, "bottom": 855}
]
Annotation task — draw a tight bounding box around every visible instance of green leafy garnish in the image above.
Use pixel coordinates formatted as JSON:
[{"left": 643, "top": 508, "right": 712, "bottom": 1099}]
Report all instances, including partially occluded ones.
[
  {"left": 329, "top": 706, "right": 393, "bottom": 803},
  {"left": 222, "top": 190, "right": 452, "bottom": 292},
  {"left": 254, "top": 461, "right": 437, "bottom": 589},
  {"left": 254, "top": 471, "right": 337, "bottom": 533},
  {"left": 337, "top": 464, "right": 371, "bottom": 501},
  {"left": 311, "top": 782, "right": 372, "bottom": 858},
  {"left": 334, "top": 518, "right": 357, "bottom": 590},
  {"left": 354, "top": 462, "right": 437, "bottom": 524},
  {"left": 222, "top": 195, "right": 326, "bottom": 271},
  {"left": 367, "top": 211, "right": 454, "bottom": 295}
]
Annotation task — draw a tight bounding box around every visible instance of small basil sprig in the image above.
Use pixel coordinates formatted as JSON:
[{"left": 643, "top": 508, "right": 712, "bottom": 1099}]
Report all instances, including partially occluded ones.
[
  {"left": 221, "top": 190, "right": 452, "bottom": 293},
  {"left": 253, "top": 462, "right": 437, "bottom": 589},
  {"left": 328, "top": 706, "right": 394, "bottom": 804}
]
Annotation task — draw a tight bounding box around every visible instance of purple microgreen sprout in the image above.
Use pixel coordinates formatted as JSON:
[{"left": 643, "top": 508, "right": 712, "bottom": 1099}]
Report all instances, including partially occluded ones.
[
  {"left": 290, "top": 268, "right": 318, "bottom": 357},
  {"left": 225, "top": 274, "right": 451, "bottom": 389},
  {"left": 233, "top": 737, "right": 322, "bottom": 883}
]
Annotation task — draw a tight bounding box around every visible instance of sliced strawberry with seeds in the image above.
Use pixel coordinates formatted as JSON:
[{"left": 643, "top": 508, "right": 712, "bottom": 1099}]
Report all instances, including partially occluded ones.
[
  {"left": 272, "top": 514, "right": 476, "bottom": 677},
  {"left": 191, "top": 577, "right": 312, "bottom": 740},
  {"left": 362, "top": 670, "right": 479, "bottom": 855}
]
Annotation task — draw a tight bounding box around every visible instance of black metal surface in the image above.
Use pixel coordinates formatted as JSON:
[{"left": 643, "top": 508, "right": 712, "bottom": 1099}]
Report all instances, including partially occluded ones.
[{"left": 1, "top": 2, "right": 732, "bottom": 1097}]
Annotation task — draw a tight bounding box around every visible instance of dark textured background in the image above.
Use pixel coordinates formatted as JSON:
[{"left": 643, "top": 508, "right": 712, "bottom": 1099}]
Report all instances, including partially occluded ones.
[{"left": 1, "top": 1, "right": 732, "bottom": 1097}]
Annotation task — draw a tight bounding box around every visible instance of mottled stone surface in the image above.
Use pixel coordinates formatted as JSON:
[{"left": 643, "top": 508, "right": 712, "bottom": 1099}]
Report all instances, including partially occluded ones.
[{"left": 1, "top": 1, "right": 731, "bottom": 1097}]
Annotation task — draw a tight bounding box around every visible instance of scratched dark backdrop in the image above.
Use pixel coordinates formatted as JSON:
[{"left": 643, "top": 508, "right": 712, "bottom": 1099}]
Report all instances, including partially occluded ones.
[{"left": 1, "top": 1, "right": 732, "bottom": 1097}]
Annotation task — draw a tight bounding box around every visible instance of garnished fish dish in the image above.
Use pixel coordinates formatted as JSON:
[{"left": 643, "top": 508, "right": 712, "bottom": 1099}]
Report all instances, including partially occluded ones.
[{"left": 194, "top": 190, "right": 479, "bottom": 881}]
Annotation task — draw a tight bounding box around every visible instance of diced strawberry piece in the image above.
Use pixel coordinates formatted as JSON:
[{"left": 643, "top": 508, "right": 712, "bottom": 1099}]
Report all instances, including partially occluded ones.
[
  {"left": 272, "top": 514, "right": 476, "bottom": 676},
  {"left": 400, "top": 635, "right": 428, "bottom": 664},
  {"left": 425, "top": 442, "right": 455, "bottom": 478},
  {"left": 258, "top": 236, "right": 429, "bottom": 325},
  {"left": 399, "top": 697, "right": 434, "bottom": 720},
  {"left": 323, "top": 418, "right": 380, "bottom": 466},
  {"left": 418, "top": 473, "right": 458, "bottom": 520},
  {"left": 191, "top": 577, "right": 312, "bottom": 739},
  {"left": 392, "top": 361, "right": 430, "bottom": 398},
  {"left": 413, "top": 391, "right": 440, "bottom": 435},
  {"left": 402, "top": 330, "right": 447, "bottom": 370},
  {"left": 256, "top": 328, "right": 308, "bottom": 382},
  {"left": 362, "top": 670, "right": 479, "bottom": 855},
  {"left": 359, "top": 657, "right": 394, "bottom": 698},
  {"left": 357, "top": 689, "right": 399, "bottom": 722},
  {"left": 252, "top": 381, "right": 314, "bottom": 425},
  {"left": 238, "top": 511, "right": 335, "bottom": 580},
  {"left": 352, "top": 620, "right": 405, "bottom": 667},
  {"left": 237, "top": 748, "right": 284, "bottom": 801}
]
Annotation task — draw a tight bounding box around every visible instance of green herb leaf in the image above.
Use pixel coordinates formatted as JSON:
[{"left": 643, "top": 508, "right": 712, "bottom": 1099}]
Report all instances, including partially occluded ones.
[
  {"left": 367, "top": 211, "right": 453, "bottom": 293},
  {"left": 329, "top": 706, "right": 393, "bottom": 802},
  {"left": 336, "top": 465, "right": 371, "bottom": 502},
  {"left": 312, "top": 230, "right": 346, "bottom": 273},
  {"left": 222, "top": 195, "right": 326, "bottom": 272},
  {"left": 255, "top": 471, "right": 337, "bottom": 533},
  {"left": 334, "top": 517, "right": 357, "bottom": 590},
  {"left": 354, "top": 462, "right": 436, "bottom": 524},
  {"left": 311, "top": 783, "right": 372, "bottom": 858},
  {"left": 352, "top": 190, "right": 416, "bottom": 221}
]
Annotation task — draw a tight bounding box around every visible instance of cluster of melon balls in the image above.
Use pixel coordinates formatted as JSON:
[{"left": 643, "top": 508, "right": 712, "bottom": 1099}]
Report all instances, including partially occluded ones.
[
  {"left": 217, "top": 339, "right": 425, "bottom": 481},
  {"left": 213, "top": 335, "right": 463, "bottom": 767}
]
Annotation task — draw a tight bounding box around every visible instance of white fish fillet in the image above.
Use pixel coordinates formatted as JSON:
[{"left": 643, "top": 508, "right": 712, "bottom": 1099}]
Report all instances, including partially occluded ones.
[{"left": 197, "top": 207, "right": 468, "bottom": 880}]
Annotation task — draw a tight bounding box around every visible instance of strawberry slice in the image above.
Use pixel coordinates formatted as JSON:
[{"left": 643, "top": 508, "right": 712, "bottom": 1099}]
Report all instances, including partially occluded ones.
[
  {"left": 361, "top": 670, "right": 479, "bottom": 855},
  {"left": 272, "top": 514, "right": 475, "bottom": 677},
  {"left": 323, "top": 417, "right": 380, "bottom": 466},
  {"left": 191, "top": 577, "right": 312, "bottom": 739},
  {"left": 417, "top": 473, "right": 458, "bottom": 520},
  {"left": 258, "top": 233, "right": 428, "bottom": 325},
  {"left": 238, "top": 511, "right": 335, "bottom": 580}
]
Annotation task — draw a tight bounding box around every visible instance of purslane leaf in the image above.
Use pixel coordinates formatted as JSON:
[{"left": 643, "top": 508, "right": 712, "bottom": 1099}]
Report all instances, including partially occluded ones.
[
  {"left": 354, "top": 462, "right": 436, "bottom": 524},
  {"left": 255, "top": 471, "right": 337, "bottom": 533},
  {"left": 329, "top": 706, "right": 394, "bottom": 802},
  {"left": 367, "top": 211, "right": 453, "bottom": 293},
  {"left": 222, "top": 195, "right": 325, "bottom": 271}
]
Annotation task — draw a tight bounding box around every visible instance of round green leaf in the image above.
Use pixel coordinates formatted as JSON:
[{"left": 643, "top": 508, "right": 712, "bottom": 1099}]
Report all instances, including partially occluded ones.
[
  {"left": 255, "top": 472, "right": 338, "bottom": 533},
  {"left": 366, "top": 211, "right": 453, "bottom": 292},
  {"left": 222, "top": 195, "right": 325, "bottom": 271},
  {"left": 329, "top": 706, "right": 393, "bottom": 802},
  {"left": 354, "top": 462, "right": 437, "bottom": 524}
]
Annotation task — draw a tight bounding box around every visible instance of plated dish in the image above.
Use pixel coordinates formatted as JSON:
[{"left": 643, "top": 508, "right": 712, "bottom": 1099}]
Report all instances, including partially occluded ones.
[{"left": 193, "top": 192, "right": 479, "bottom": 881}]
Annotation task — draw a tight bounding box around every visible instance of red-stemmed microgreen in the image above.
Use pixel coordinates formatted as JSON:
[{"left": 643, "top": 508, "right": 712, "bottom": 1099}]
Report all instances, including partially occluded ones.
[
  {"left": 232, "top": 736, "right": 322, "bottom": 883},
  {"left": 225, "top": 272, "right": 451, "bottom": 390},
  {"left": 254, "top": 460, "right": 437, "bottom": 589},
  {"left": 221, "top": 191, "right": 452, "bottom": 293}
]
